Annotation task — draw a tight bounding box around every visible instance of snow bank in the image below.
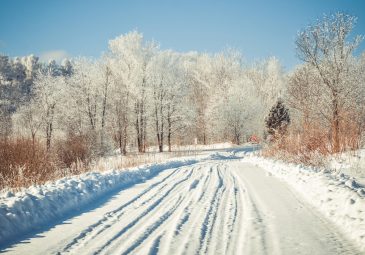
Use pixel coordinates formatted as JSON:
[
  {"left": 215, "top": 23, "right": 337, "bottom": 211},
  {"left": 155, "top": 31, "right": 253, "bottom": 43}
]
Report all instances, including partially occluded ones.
[
  {"left": 328, "top": 149, "right": 365, "bottom": 186},
  {"left": 242, "top": 154, "right": 365, "bottom": 251},
  {"left": 0, "top": 158, "right": 198, "bottom": 246}
]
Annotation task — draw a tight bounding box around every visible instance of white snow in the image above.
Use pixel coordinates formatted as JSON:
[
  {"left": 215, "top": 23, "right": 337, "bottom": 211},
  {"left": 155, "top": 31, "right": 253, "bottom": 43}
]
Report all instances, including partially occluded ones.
[
  {"left": 0, "top": 158, "right": 198, "bottom": 246},
  {"left": 0, "top": 147, "right": 363, "bottom": 254},
  {"left": 328, "top": 149, "right": 365, "bottom": 186},
  {"left": 243, "top": 153, "right": 365, "bottom": 252}
]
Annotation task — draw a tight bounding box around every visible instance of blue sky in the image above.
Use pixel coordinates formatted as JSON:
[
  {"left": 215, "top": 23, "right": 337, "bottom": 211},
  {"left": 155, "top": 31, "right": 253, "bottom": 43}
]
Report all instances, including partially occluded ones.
[{"left": 0, "top": 0, "right": 364, "bottom": 69}]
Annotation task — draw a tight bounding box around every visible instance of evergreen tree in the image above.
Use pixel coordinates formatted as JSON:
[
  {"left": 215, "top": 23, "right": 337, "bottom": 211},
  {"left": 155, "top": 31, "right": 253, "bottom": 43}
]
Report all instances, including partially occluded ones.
[{"left": 265, "top": 99, "right": 290, "bottom": 139}]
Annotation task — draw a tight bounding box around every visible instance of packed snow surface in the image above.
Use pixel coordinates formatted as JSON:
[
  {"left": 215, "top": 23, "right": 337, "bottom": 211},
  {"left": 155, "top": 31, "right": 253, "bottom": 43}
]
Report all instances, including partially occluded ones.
[
  {"left": 0, "top": 147, "right": 363, "bottom": 254},
  {"left": 243, "top": 153, "right": 365, "bottom": 252}
]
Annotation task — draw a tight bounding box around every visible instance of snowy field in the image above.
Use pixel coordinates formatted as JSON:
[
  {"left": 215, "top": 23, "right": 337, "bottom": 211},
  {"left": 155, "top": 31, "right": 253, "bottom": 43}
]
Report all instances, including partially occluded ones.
[{"left": 0, "top": 146, "right": 364, "bottom": 254}]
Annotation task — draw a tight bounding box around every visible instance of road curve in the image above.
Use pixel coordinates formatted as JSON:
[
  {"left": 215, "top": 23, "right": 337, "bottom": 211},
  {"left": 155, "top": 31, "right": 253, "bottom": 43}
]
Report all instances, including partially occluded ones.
[{"left": 2, "top": 157, "right": 360, "bottom": 255}]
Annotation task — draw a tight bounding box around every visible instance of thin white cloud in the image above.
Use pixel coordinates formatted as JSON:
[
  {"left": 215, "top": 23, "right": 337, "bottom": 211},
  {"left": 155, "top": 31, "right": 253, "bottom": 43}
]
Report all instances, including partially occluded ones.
[{"left": 40, "top": 50, "right": 69, "bottom": 63}]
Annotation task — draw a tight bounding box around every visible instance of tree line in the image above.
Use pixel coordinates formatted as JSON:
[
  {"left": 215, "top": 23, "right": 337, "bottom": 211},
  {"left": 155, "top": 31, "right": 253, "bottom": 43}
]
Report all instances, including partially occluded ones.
[
  {"left": 2, "top": 32, "right": 285, "bottom": 158},
  {"left": 1, "top": 12, "right": 365, "bottom": 186}
]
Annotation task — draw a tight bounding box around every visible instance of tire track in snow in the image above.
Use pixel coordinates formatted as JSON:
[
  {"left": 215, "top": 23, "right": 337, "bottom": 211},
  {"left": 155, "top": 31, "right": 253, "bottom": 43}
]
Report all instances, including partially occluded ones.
[
  {"left": 224, "top": 178, "right": 240, "bottom": 254},
  {"left": 5, "top": 151, "right": 362, "bottom": 255},
  {"left": 115, "top": 166, "right": 204, "bottom": 255},
  {"left": 208, "top": 164, "right": 238, "bottom": 254},
  {"left": 154, "top": 167, "right": 210, "bottom": 255},
  {"left": 231, "top": 167, "right": 272, "bottom": 255},
  {"left": 157, "top": 168, "right": 209, "bottom": 255},
  {"left": 197, "top": 167, "right": 213, "bottom": 203},
  {"left": 148, "top": 234, "right": 163, "bottom": 255},
  {"left": 91, "top": 167, "right": 195, "bottom": 254},
  {"left": 176, "top": 165, "right": 219, "bottom": 255},
  {"left": 196, "top": 165, "right": 225, "bottom": 255},
  {"left": 61, "top": 166, "right": 185, "bottom": 253},
  {"left": 120, "top": 196, "right": 184, "bottom": 255},
  {"left": 170, "top": 173, "right": 206, "bottom": 239}
]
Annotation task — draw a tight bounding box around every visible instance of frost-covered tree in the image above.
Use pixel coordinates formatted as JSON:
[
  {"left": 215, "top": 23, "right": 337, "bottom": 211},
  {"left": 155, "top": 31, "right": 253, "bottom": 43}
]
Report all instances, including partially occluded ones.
[
  {"left": 247, "top": 57, "right": 285, "bottom": 108},
  {"left": 22, "top": 55, "right": 40, "bottom": 80},
  {"left": 46, "top": 60, "right": 63, "bottom": 77},
  {"left": 33, "top": 72, "right": 66, "bottom": 150},
  {"left": 210, "top": 83, "right": 259, "bottom": 145},
  {"left": 107, "top": 56, "right": 132, "bottom": 155},
  {"left": 245, "top": 57, "right": 286, "bottom": 137},
  {"left": 61, "top": 59, "right": 73, "bottom": 77},
  {"left": 165, "top": 55, "right": 192, "bottom": 151},
  {"left": 108, "top": 31, "right": 157, "bottom": 153},
  {"left": 147, "top": 50, "right": 190, "bottom": 151},
  {"left": 148, "top": 51, "right": 168, "bottom": 152},
  {"left": 0, "top": 55, "right": 11, "bottom": 86},
  {"left": 287, "top": 64, "right": 323, "bottom": 125},
  {"left": 296, "top": 12, "right": 363, "bottom": 153},
  {"left": 205, "top": 51, "right": 261, "bottom": 144},
  {"left": 61, "top": 58, "right": 114, "bottom": 156},
  {"left": 13, "top": 99, "right": 43, "bottom": 148},
  {"left": 186, "top": 53, "right": 212, "bottom": 144}
]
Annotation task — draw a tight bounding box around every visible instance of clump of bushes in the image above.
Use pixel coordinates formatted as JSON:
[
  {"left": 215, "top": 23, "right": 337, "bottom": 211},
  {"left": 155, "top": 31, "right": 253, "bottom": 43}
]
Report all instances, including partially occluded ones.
[
  {"left": 0, "top": 138, "right": 57, "bottom": 190},
  {"left": 0, "top": 135, "right": 92, "bottom": 190}
]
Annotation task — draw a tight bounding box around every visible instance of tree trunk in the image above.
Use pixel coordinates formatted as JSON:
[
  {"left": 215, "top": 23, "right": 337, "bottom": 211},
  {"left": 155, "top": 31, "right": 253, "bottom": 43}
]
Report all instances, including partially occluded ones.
[
  {"left": 122, "top": 124, "right": 127, "bottom": 155},
  {"left": 155, "top": 104, "right": 162, "bottom": 152},
  {"left": 135, "top": 74, "right": 147, "bottom": 154},
  {"left": 45, "top": 105, "right": 55, "bottom": 151},
  {"left": 118, "top": 132, "right": 123, "bottom": 155},
  {"left": 332, "top": 97, "right": 340, "bottom": 153},
  {"left": 136, "top": 106, "right": 146, "bottom": 153},
  {"left": 233, "top": 124, "right": 240, "bottom": 145},
  {"left": 167, "top": 112, "right": 172, "bottom": 152},
  {"left": 142, "top": 114, "right": 147, "bottom": 153},
  {"left": 31, "top": 132, "right": 36, "bottom": 156},
  {"left": 87, "top": 95, "right": 96, "bottom": 130},
  {"left": 136, "top": 115, "right": 142, "bottom": 153},
  {"left": 46, "top": 122, "right": 52, "bottom": 151},
  {"left": 100, "top": 69, "right": 110, "bottom": 155}
]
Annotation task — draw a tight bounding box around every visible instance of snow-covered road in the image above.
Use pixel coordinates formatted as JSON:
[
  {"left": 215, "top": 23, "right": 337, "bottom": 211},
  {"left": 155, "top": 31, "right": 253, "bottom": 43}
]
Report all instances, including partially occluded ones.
[{"left": 2, "top": 153, "right": 361, "bottom": 254}]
